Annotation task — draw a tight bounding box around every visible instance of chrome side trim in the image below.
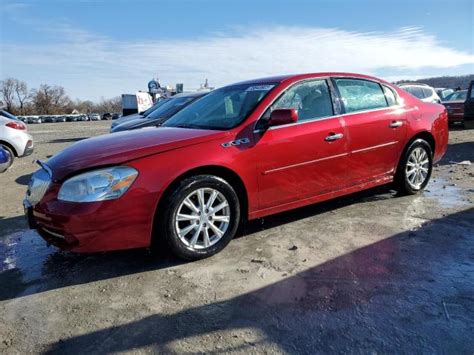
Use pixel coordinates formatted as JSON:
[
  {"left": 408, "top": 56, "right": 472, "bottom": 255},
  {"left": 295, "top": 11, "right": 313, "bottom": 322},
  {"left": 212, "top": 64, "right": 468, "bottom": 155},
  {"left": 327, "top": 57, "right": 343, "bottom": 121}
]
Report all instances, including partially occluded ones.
[
  {"left": 351, "top": 141, "right": 398, "bottom": 154},
  {"left": 221, "top": 138, "right": 250, "bottom": 148},
  {"left": 263, "top": 153, "right": 348, "bottom": 175}
]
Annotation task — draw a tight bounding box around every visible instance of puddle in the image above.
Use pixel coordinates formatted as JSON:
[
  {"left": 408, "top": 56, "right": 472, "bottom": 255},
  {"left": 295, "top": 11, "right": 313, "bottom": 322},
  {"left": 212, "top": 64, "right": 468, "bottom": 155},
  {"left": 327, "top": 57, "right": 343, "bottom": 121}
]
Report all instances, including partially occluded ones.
[
  {"left": 423, "top": 178, "right": 471, "bottom": 208},
  {"left": 0, "top": 230, "right": 56, "bottom": 282},
  {"left": 0, "top": 227, "right": 168, "bottom": 301}
]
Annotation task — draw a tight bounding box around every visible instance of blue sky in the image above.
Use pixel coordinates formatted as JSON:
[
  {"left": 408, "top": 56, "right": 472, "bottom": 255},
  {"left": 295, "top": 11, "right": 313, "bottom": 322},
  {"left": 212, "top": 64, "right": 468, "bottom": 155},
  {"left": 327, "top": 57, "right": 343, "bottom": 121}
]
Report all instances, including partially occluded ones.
[{"left": 1, "top": 0, "right": 473, "bottom": 100}]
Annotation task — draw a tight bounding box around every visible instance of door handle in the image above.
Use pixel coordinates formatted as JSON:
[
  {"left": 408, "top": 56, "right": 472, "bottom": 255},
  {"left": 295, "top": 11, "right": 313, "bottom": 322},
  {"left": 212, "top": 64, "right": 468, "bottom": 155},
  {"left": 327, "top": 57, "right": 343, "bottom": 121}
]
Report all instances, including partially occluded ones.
[
  {"left": 389, "top": 120, "right": 403, "bottom": 128},
  {"left": 325, "top": 133, "right": 344, "bottom": 142}
]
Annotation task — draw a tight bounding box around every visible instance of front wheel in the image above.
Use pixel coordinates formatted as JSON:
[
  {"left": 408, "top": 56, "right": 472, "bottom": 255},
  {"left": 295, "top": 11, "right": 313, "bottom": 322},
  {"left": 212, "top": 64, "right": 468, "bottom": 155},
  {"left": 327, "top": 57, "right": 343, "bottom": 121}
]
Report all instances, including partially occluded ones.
[
  {"left": 157, "top": 175, "right": 240, "bottom": 260},
  {"left": 394, "top": 139, "right": 433, "bottom": 195}
]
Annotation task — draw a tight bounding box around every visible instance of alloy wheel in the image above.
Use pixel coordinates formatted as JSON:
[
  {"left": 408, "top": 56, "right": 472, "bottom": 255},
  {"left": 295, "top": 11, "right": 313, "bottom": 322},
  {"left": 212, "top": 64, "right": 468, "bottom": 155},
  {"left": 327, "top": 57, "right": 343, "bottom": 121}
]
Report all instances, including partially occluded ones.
[
  {"left": 405, "top": 147, "right": 429, "bottom": 189},
  {"left": 175, "top": 188, "right": 230, "bottom": 250}
]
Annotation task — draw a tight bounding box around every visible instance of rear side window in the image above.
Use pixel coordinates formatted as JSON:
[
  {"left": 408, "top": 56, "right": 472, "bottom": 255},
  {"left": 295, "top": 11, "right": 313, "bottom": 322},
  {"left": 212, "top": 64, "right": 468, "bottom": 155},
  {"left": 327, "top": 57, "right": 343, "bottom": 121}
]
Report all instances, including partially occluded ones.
[
  {"left": 422, "top": 87, "right": 433, "bottom": 98},
  {"left": 334, "top": 78, "right": 388, "bottom": 113},
  {"left": 382, "top": 85, "right": 397, "bottom": 106}
]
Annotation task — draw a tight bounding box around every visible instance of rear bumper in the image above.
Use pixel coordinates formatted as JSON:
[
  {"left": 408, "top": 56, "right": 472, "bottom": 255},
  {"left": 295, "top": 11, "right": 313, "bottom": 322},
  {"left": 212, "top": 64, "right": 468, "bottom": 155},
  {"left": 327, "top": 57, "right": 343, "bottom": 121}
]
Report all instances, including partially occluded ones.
[{"left": 22, "top": 140, "right": 34, "bottom": 156}]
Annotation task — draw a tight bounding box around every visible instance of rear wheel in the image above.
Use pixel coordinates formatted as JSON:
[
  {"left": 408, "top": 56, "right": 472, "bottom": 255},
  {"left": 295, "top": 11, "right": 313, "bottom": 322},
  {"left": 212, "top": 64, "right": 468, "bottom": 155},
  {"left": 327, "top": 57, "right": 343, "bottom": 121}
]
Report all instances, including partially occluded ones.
[
  {"left": 394, "top": 139, "right": 433, "bottom": 195},
  {"left": 157, "top": 175, "right": 240, "bottom": 260}
]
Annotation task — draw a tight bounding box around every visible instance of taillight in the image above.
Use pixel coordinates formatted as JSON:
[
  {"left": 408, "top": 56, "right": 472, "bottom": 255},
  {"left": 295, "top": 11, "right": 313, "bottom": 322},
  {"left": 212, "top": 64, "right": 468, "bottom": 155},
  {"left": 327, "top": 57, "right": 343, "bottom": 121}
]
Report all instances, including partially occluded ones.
[{"left": 5, "top": 121, "right": 26, "bottom": 130}]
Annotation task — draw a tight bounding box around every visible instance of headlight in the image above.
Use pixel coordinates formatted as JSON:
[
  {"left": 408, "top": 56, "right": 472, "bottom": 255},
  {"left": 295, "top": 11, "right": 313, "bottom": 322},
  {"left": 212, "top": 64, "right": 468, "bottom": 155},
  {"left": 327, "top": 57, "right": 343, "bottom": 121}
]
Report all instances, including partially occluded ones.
[{"left": 58, "top": 166, "right": 138, "bottom": 202}]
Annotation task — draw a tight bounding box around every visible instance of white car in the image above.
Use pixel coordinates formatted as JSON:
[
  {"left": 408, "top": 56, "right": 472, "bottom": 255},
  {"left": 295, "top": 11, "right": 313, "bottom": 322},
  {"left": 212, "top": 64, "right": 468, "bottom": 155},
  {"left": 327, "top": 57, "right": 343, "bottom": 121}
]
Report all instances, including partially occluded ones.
[
  {"left": 398, "top": 83, "right": 441, "bottom": 104},
  {"left": 0, "top": 110, "right": 34, "bottom": 167},
  {"left": 88, "top": 113, "right": 101, "bottom": 121}
]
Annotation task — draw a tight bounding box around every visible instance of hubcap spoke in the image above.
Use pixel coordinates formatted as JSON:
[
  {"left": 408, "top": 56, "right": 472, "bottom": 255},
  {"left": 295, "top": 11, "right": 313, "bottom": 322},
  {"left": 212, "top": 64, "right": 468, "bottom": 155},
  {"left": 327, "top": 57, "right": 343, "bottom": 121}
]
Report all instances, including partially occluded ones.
[
  {"left": 212, "top": 201, "right": 229, "bottom": 214},
  {"left": 208, "top": 222, "right": 224, "bottom": 237},
  {"left": 179, "top": 223, "right": 196, "bottom": 238},
  {"left": 183, "top": 198, "right": 199, "bottom": 214},
  {"left": 197, "top": 189, "right": 206, "bottom": 210},
  {"left": 212, "top": 215, "right": 230, "bottom": 223},
  {"left": 203, "top": 228, "right": 211, "bottom": 247},
  {"left": 206, "top": 190, "right": 218, "bottom": 209},
  {"left": 177, "top": 213, "right": 199, "bottom": 221},
  {"left": 190, "top": 225, "right": 202, "bottom": 247}
]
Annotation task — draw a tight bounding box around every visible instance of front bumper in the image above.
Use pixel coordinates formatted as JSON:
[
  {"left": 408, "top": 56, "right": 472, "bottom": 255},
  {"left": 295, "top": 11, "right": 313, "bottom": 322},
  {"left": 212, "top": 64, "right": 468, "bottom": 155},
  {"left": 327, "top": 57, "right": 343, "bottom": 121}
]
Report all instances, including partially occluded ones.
[{"left": 23, "top": 183, "right": 158, "bottom": 253}]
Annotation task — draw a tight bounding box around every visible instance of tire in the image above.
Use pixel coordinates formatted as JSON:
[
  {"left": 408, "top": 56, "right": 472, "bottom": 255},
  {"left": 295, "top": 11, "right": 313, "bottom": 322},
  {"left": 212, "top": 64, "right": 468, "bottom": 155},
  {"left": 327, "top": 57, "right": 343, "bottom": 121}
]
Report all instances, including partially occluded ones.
[
  {"left": 0, "top": 144, "right": 14, "bottom": 171},
  {"left": 394, "top": 139, "right": 433, "bottom": 195},
  {"left": 157, "top": 175, "right": 240, "bottom": 260}
]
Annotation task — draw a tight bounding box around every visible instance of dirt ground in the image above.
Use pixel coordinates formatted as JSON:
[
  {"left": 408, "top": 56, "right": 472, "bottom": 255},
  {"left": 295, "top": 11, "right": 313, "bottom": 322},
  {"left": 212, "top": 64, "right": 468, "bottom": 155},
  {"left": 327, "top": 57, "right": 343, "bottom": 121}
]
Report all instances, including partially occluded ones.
[{"left": 0, "top": 121, "right": 473, "bottom": 354}]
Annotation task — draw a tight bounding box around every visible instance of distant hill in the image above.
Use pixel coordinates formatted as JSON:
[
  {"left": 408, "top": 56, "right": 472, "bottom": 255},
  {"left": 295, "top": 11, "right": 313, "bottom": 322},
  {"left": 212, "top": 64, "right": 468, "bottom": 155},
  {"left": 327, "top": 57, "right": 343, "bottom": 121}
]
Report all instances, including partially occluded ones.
[{"left": 395, "top": 74, "right": 474, "bottom": 89}]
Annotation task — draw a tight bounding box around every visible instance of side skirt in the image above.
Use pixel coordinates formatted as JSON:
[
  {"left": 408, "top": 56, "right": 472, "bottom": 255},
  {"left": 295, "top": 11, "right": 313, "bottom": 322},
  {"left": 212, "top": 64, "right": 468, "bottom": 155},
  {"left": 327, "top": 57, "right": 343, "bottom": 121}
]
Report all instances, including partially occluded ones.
[{"left": 249, "top": 175, "right": 393, "bottom": 220}]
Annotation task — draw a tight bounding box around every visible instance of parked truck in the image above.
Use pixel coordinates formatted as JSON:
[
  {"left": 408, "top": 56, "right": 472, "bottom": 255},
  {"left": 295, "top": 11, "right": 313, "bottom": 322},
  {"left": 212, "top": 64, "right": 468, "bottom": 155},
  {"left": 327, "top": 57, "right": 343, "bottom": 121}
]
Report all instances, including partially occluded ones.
[{"left": 121, "top": 92, "right": 153, "bottom": 116}]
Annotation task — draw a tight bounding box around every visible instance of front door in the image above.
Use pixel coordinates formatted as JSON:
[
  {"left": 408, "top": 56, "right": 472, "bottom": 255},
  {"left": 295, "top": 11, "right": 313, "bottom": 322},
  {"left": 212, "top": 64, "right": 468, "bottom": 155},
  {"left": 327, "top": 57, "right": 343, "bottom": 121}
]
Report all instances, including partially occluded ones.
[{"left": 254, "top": 79, "right": 349, "bottom": 210}]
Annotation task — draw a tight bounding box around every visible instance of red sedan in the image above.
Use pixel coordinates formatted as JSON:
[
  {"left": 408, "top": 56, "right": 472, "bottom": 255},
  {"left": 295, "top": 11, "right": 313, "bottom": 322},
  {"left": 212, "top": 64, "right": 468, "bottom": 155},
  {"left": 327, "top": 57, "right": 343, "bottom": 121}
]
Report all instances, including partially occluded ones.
[
  {"left": 24, "top": 73, "right": 448, "bottom": 260},
  {"left": 441, "top": 90, "right": 467, "bottom": 125}
]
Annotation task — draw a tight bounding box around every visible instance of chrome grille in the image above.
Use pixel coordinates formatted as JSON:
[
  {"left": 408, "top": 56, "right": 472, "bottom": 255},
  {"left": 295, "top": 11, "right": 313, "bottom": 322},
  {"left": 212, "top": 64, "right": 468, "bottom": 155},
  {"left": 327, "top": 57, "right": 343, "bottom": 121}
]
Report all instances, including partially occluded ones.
[{"left": 26, "top": 167, "right": 51, "bottom": 205}]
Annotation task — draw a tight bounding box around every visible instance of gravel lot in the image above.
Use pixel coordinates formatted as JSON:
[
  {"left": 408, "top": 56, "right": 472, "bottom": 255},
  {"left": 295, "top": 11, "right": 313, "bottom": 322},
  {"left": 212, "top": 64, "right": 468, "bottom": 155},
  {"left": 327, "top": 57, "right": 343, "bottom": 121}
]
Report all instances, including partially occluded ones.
[{"left": 1, "top": 121, "right": 473, "bottom": 354}]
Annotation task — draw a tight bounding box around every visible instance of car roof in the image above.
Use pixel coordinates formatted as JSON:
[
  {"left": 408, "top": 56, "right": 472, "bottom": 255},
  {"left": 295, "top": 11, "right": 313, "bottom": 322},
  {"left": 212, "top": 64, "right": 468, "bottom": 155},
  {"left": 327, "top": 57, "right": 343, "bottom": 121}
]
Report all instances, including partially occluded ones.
[
  {"left": 172, "top": 91, "right": 208, "bottom": 98},
  {"left": 230, "top": 72, "right": 393, "bottom": 87},
  {"left": 398, "top": 83, "right": 431, "bottom": 87}
]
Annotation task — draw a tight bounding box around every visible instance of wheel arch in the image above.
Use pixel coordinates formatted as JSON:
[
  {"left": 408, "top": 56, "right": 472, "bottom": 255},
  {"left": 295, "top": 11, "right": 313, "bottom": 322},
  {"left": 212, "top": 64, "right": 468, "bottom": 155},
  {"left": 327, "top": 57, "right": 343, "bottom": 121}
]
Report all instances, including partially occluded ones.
[
  {"left": 410, "top": 131, "right": 436, "bottom": 154},
  {"left": 395, "top": 131, "right": 435, "bottom": 175},
  {"left": 153, "top": 164, "right": 249, "bottom": 235},
  {"left": 0, "top": 140, "right": 18, "bottom": 157}
]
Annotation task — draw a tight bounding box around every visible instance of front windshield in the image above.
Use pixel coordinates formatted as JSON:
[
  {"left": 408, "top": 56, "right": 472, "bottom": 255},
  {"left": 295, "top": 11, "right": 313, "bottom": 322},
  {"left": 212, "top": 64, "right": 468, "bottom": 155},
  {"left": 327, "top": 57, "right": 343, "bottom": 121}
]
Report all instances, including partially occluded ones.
[
  {"left": 141, "top": 98, "right": 170, "bottom": 117},
  {"left": 164, "top": 83, "right": 276, "bottom": 130},
  {"left": 445, "top": 91, "right": 467, "bottom": 101},
  {"left": 147, "top": 96, "right": 201, "bottom": 120}
]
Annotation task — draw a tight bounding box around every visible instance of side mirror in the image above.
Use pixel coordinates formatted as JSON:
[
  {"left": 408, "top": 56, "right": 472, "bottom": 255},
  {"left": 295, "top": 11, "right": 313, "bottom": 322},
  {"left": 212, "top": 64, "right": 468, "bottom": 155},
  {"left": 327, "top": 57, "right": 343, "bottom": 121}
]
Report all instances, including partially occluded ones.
[{"left": 268, "top": 109, "right": 298, "bottom": 127}]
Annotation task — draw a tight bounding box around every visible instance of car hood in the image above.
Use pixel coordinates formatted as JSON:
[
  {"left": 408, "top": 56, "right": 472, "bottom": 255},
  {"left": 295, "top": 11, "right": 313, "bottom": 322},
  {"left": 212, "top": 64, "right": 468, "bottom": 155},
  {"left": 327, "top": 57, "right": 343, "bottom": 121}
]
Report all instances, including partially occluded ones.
[{"left": 46, "top": 127, "right": 226, "bottom": 181}]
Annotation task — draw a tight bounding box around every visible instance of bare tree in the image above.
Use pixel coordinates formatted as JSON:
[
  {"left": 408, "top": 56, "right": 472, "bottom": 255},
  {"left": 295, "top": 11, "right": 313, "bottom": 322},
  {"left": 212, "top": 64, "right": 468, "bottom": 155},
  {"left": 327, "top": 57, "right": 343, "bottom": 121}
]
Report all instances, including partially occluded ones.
[
  {"left": 13, "top": 79, "right": 29, "bottom": 115},
  {"left": 95, "top": 96, "right": 122, "bottom": 113},
  {"left": 0, "top": 78, "right": 16, "bottom": 112},
  {"left": 32, "top": 84, "right": 72, "bottom": 114}
]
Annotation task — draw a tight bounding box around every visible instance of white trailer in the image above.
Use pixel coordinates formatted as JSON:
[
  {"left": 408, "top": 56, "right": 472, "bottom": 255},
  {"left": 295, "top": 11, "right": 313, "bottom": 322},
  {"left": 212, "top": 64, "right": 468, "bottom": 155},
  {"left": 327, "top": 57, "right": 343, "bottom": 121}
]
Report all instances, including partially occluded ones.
[{"left": 121, "top": 92, "right": 153, "bottom": 116}]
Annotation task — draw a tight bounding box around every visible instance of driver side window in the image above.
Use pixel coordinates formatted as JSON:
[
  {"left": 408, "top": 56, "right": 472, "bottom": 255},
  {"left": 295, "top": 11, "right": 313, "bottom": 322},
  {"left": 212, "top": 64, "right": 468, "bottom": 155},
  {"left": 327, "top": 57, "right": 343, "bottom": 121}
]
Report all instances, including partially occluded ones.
[{"left": 263, "top": 79, "right": 334, "bottom": 123}]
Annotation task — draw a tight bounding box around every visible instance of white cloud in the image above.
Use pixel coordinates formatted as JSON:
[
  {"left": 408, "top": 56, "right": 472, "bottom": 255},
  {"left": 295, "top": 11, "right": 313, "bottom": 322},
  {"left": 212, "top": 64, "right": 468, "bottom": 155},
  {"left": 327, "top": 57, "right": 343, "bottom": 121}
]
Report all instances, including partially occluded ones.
[{"left": 2, "top": 24, "right": 473, "bottom": 100}]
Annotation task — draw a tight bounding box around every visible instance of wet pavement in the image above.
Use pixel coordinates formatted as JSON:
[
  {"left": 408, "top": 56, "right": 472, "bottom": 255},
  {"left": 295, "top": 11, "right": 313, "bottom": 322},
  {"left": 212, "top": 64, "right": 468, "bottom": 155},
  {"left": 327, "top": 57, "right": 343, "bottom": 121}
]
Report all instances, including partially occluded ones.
[{"left": 0, "top": 123, "right": 473, "bottom": 354}]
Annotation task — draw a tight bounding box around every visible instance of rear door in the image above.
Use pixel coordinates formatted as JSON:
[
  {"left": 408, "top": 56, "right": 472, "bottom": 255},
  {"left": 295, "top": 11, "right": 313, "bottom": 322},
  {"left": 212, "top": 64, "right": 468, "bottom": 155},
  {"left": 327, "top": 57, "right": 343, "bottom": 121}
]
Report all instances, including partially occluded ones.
[
  {"left": 254, "top": 79, "right": 348, "bottom": 210},
  {"left": 333, "top": 78, "right": 407, "bottom": 185}
]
